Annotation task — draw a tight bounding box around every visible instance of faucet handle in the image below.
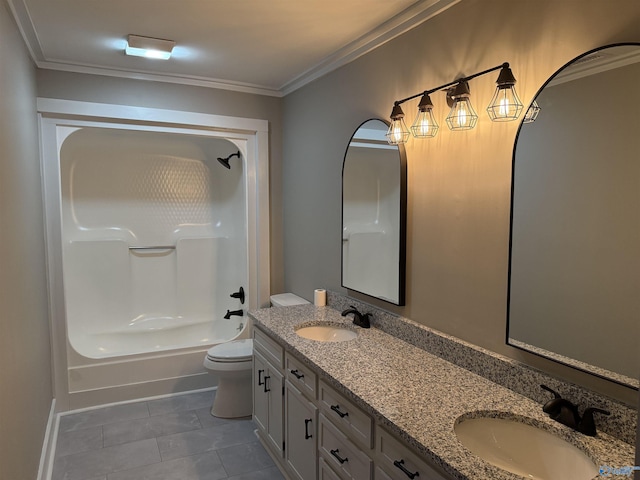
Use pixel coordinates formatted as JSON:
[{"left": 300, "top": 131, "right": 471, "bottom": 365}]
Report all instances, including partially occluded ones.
[
  {"left": 540, "top": 384, "right": 561, "bottom": 399},
  {"left": 578, "top": 407, "right": 610, "bottom": 436},
  {"left": 540, "top": 385, "right": 572, "bottom": 418}
]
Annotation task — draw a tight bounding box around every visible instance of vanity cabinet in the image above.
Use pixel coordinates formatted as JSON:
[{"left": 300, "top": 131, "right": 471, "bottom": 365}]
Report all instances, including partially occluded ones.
[
  {"left": 319, "top": 457, "right": 343, "bottom": 480},
  {"left": 253, "top": 329, "right": 285, "bottom": 457},
  {"left": 319, "top": 380, "right": 373, "bottom": 450},
  {"left": 319, "top": 413, "right": 373, "bottom": 479},
  {"left": 253, "top": 326, "right": 451, "bottom": 480},
  {"left": 377, "top": 428, "right": 448, "bottom": 480},
  {"left": 285, "top": 381, "right": 318, "bottom": 480}
]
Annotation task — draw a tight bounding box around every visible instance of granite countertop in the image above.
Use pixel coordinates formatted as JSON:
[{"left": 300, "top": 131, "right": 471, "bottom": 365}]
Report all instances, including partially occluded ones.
[{"left": 249, "top": 304, "right": 635, "bottom": 480}]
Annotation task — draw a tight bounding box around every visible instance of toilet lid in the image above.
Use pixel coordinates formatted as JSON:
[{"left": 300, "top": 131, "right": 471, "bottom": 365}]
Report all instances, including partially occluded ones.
[{"left": 207, "top": 339, "right": 253, "bottom": 362}]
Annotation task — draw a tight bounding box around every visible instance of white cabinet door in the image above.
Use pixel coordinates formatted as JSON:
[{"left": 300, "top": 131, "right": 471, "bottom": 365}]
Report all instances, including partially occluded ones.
[
  {"left": 285, "top": 381, "right": 318, "bottom": 480},
  {"left": 253, "top": 350, "right": 269, "bottom": 433},
  {"left": 266, "top": 365, "right": 284, "bottom": 455},
  {"left": 253, "top": 348, "right": 285, "bottom": 457}
]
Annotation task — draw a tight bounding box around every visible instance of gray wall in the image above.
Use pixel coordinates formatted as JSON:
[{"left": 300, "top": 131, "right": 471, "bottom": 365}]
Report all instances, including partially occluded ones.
[
  {"left": 0, "top": 3, "right": 53, "bottom": 479},
  {"left": 37, "top": 69, "right": 285, "bottom": 295},
  {"left": 282, "top": 0, "right": 640, "bottom": 404}
]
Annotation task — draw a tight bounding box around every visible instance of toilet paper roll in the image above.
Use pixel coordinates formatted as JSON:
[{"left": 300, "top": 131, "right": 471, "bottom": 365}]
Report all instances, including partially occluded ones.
[{"left": 314, "top": 289, "right": 327, "bottom": 307}]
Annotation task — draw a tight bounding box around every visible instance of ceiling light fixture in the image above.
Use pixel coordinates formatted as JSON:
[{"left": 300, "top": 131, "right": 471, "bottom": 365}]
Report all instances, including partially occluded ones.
[
  {"left": 125, "top": 34, "right": 175, "bottom": 60},
  {"left": 387, "top": 62, "right": 523, "bottom": 145}
]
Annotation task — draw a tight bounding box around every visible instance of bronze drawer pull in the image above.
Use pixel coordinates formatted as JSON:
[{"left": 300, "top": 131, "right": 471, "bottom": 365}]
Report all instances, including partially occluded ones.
[
  {"left": 394, "top": 459, "right": 419, "bottom": 479},
  {"left": 330, "top": 448, "right": 348, "bottom": 464},
  {"left": 330, "top": 405, "right": 348, "bottom": 418}
]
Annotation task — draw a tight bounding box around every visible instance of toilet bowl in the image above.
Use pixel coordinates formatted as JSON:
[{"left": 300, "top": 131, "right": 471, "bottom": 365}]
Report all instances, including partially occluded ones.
[
  {"left": 203, "top": 293, "right": 310, "bottom": 418},
  {"left": 203, "top": 339, "right": 253, "bottom": 418}
]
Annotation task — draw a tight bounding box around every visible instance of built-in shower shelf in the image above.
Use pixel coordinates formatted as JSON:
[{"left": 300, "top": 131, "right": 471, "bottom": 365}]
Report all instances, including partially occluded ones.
[{"left": 122, "top": 315, "right": 215, "bottom": 332}]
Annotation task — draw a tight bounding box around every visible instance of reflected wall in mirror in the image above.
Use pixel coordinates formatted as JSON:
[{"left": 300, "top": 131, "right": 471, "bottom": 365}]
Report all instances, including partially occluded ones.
[
  {"left": 342, "top": 119, "right": 406, "bottom": 305},
  {"left": 508, "top": 44, "right": 640, "bottom": 389}
]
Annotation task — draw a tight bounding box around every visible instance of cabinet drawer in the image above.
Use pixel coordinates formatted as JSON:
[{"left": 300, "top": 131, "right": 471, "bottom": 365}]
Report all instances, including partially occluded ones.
[
  {"left": 377, "top": 428, "right": 447, "bottom": 480},
  {"left": 319, "top": 414, "right": 372, "bottom": 480},
  {"left": 254, "top": 328, "right": 283, "bottom": 369},
  {"left": 375, "top": 466, "right": 393, "bottom": 480},
  {"left": 285, "top": 352, "right": 317, "bottom": 399},
  {"left": 319, "top": 380, "right": 373, "bottom": 449},
  {"left": 319, "top": 457, "right": 342, "bottom": 480}
]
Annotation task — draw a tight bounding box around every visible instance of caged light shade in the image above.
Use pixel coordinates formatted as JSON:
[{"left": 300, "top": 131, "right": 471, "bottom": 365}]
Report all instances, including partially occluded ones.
[
  {"left": 446, "top": 82, "right": 478, "bottom": 131},
  {"left": 486, "top": 65, "right": 523, "bottom": 121},
  {"left": 523, "top": 100, "right": 541, "bottom": 123},
  {"left": 386, "top": 104, "right": 411, "bottom": 145},
  {"left": 411, "top": 93, "right": 439, "bottom": 138}
]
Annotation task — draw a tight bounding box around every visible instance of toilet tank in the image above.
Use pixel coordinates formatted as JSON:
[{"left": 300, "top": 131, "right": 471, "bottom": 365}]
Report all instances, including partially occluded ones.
[{"left": 270, "top": 293, "right": 310, "bottom": 307}]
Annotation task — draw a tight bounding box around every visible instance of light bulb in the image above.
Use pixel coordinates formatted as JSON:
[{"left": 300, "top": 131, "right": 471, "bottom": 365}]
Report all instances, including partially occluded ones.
[
  {"left": 446, "top": 97, "right": 478, "bottom": 130},
  {"left": 487, "top": 85, "right": 523, "bottom": 121},
  {"left": 523, "top": 100, "right": 541, "bottom": 123},
  {"left": 387, "top": 119, "right": 410, "bottom": 145}
]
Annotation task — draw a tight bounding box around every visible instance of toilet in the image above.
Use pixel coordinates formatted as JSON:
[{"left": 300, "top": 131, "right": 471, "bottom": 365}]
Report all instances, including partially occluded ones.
[
  {"left": 203, "top": 292, "right": 310, "bottom": 418},
  {"left": 270, "top": 292, "right": 311, "bottom": 308}
]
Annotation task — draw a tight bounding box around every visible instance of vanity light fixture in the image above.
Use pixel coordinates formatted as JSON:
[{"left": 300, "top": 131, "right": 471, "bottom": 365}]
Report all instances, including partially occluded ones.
[
  {"left": 387, "top": 62, "right": 523, "bottom": 144},
  {"left": 125, "top": 34, "right": 175, "bottom": 60}
]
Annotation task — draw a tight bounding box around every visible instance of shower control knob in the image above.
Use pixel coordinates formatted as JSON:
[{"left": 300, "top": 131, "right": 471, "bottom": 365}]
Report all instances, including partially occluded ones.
[{"left": 230, "top": 287, "right": 245, "bottom": 304}]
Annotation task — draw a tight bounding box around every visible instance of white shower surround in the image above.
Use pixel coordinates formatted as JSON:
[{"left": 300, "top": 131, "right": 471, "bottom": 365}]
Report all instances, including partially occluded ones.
[{"left": 38, "top": 99, "right": 270, "bottom": 410}]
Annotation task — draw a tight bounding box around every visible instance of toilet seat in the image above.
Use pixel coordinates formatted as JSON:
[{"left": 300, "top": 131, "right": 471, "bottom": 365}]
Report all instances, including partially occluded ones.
[{"left": 206, "top": 339, "right": 253, "bottom": 363}]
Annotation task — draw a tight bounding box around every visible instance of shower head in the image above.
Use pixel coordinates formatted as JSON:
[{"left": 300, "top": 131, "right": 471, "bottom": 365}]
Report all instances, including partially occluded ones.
[{"left": 217, "top": 151, "right": 241, "bottom": 170}]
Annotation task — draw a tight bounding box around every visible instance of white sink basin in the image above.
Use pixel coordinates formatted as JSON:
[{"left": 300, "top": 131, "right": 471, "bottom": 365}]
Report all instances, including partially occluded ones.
[
  {"left": 455, "top": 417, "right": 598, "bottom": 480},
  {"left": 295, "top": 324, "right": 357, "bottom": 342}
]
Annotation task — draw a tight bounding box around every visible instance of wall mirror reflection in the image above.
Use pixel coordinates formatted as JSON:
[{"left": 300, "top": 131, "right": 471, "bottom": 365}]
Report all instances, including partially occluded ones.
[
  {"left": 507, "top": 44, "right": 640, "bottom": 389},
  {"left": 342, "top": 119, "right": 406, "bottom": 305}
]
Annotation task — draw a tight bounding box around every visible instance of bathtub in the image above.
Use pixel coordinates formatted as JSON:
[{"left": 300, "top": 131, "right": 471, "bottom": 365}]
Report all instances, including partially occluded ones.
[{"left": 38, "top": 100, "right": 270, "bottom": 410}]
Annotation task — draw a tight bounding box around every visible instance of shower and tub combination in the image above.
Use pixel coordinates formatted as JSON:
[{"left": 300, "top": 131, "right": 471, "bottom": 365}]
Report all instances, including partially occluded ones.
[{"left": 38, "top": 99, "right": 270, "bottom": 410}]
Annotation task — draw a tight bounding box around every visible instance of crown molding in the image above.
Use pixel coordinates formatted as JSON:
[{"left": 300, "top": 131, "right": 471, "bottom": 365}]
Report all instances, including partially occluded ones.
[
  {"left": 548, "top": 46, "right": 640, "bottom": 87},
  {"left": 35, "top": 59, "right": 284, "bottom": 97},
  {"left": 279, "top": 0, "right": 462, "bottom": 95},
  {"left": 8, "top": 0, "right": 460, "bottom": 98}
]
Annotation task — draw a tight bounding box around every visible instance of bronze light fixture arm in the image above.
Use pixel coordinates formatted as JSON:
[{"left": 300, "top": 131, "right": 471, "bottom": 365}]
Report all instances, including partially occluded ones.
[{"left": 392, "top": 62, "right": 510, "bottom": 107}]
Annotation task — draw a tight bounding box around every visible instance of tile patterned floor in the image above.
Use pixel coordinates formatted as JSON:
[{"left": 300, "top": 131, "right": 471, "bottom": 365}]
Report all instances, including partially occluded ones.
[{"left": 52, "top": 390, "right": 285, "bottom": 480}]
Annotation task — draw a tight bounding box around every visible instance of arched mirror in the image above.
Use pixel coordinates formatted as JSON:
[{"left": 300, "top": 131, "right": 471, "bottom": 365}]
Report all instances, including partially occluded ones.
[
  {"left": 342, "top": 119, "right": 407, "bottom": 305},
  {"left": 507, "top": 44, "right": 640, "bottom": 389}
]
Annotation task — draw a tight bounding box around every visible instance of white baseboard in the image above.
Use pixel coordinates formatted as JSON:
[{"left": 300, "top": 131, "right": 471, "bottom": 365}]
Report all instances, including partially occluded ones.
[
  {"left": 36, "top": 399, "right": 58, "bottom": 480},
  {"left": 61, "top": 386, "right": 217, "bottom": 416},
  {"left": 37, "top": 387, "right": 219, "bottom": 480}
]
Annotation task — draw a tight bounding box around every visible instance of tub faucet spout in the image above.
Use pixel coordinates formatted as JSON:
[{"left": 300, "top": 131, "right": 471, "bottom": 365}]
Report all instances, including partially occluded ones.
[{"left": 224, "top": 309, "right": 243, "bottom": 320}]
